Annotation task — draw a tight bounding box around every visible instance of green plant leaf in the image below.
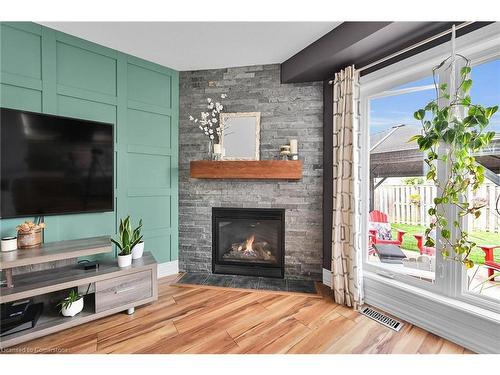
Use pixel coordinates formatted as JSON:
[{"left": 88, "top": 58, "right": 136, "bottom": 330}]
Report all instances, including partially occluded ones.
[
  {"left": 442, "top": 129, "right": 455, "bottom": 143},
  {"left": 460, "top": 66, "right": 471, "bottom": 77},
  {"left": 110, "top": 238, "right": 123, "bottom": 251},
  {"left": 414, "top": 109, "right": 425, "bottom": 121},
  {"left": 485, "top": 105, "right": 498, "bottom": 119},
  {"left": 461, "top": 79, "right": 472, "bottom": 92},
  {"left": 407, "top": 134, "right": 422, "bottom": 143}
]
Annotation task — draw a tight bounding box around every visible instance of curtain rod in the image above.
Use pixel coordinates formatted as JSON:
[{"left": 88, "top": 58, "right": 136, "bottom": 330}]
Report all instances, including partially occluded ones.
[{"left": 328, "top": 21, "right": 474, "bottom": 84}]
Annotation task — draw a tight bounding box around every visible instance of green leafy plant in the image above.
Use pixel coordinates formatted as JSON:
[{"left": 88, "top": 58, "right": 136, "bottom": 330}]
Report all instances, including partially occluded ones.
[
  {"left": 56, "top": 289, "right": 82, "bottom": 312},
  {"left": 111, "top": 216, "right": 143, "bottom": 256},
  {"left": 410, "top": 55, "right": 498, "bottom": 269},
  {"left": 132, "top": 219, "right": 143, "bottom": 246}
]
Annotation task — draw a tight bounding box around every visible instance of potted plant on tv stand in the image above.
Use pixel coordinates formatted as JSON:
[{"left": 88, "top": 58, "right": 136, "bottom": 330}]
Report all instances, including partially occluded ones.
[
  {"left": 57, "top": 289, "right": 84, "bottom": 317},
  {"left": 131, "top": 219, "right": 144, "bottom": 260},
  {"left": 111, "top": 216, "right": 143, "bottom": 268}
]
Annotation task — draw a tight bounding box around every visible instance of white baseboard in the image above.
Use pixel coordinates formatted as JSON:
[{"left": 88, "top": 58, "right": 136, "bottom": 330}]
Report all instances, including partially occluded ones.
[
  {"left": 322, "top": 268, "right": 332, "bottom": 287},
  {"left": 157, "top": 260, "right": 179, "bottom": 278}
]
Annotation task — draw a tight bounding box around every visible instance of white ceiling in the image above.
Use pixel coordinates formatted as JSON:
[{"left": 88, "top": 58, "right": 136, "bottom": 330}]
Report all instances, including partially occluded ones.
[{"left": 39, "top": 22, "right": 339, "bottom": 71}]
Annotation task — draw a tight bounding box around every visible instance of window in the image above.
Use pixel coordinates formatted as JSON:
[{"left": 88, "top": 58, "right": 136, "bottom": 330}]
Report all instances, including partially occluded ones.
[
  {"left": 465, "top": 58, "right": 500, "bottom": 303},
  {"left": 360, "top": 26, "right": 500, "bottom": 313},
  {"left": 368, "top": 78, "right": 437, "bottom": 283}
]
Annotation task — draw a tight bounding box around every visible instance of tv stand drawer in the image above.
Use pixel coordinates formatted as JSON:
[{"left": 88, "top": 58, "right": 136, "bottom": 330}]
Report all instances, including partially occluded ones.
[{"left": 95, "top": 270, "right": 153, "bottom": 313}]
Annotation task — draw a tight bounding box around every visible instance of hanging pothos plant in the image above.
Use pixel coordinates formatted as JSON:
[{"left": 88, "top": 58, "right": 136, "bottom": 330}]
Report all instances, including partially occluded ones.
[{"left": 411, "top": 55, "right": 498, "bottom": 269}]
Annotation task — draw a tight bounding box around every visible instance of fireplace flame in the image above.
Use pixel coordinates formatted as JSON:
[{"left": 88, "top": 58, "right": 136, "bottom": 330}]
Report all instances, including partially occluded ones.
[{"left": 243, "top": 235, "right": 255, "bottom": 252}]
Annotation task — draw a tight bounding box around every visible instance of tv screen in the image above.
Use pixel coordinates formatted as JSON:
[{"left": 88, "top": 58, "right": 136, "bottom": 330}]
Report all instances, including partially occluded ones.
[{"left": 0, "top": 108, "right": 114, "bottom": 218}]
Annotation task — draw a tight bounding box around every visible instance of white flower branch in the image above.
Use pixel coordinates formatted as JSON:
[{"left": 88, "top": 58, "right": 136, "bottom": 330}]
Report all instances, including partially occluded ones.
[{"left": 188, "top": 93, "right": 228, "bottom": 141}]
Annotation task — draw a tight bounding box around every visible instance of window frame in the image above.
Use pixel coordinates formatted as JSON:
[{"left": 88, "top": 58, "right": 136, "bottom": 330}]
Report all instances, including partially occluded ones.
[{"left": 360, "top": 23, "right": 500, "bottom": 314}]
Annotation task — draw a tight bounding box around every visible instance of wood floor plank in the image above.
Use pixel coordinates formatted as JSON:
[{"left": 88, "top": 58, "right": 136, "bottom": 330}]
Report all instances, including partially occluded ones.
[
  {"left": 322, "top": 318, "right": 391, "bottom": 354},
  {"left": 235, "top": 317, "right": 311, "bottom": 354},
  {"left": 439, "top": 340, "right": 466, "bottom": 354},
  {"left": 173, "top": 293, "right": 262, "bottom": 334},
  {"left": 287, "top": 315, "right": 354, "bottom": 354},
  {"left": 226, "top": 295, "right": 314, "bottom": 341},
  {"left": 98, "top": 321, "right": 178, "bottom": 354},
  {"left": 387, "top": 325, "right": 429, "bottom": 354},
  {"left": 10, "top": 276, "right": 470, "bottom": 354},
  {"left": 183, "top": 331, "right": 239, "bottom": 354},
  {"left": 365, "top": 322, "right": 412, "bottom": 354},
  {"left": 292, "top": 299, "right": 339, "bottom": 327},
  {"left": 418, "top": 332, "right": 445, "bottom": 354}
]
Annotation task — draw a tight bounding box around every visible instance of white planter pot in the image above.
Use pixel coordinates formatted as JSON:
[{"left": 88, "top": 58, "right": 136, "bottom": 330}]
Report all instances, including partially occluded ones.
[
  {"left": 132, "top": 241, "right": 144, "bottom": 259},
  {"left": 61, "top": 297, "right": 84, "bottom": 317},
  {"left": 117, "top": 253, "right": 132, "bottom": 267}
]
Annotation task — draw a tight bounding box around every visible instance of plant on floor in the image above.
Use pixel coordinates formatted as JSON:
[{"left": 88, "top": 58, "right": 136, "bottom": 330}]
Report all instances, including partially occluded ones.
[
  {"left": 410, "top": 55, "right": 498, "bottom": 268},
  {"left": 111, "top": 216, "right": 143, "bottom": 256}
]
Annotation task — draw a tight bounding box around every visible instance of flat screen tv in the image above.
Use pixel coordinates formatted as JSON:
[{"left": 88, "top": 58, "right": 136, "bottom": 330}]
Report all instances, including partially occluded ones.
[{"left": 0, "top": 108, "right": 114, "bottom": 218}]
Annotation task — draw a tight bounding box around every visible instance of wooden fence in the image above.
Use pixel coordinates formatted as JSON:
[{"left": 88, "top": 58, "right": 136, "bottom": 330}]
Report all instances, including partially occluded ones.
[{"left": 374, "top": 182, "right": 500, "bottom": 233}]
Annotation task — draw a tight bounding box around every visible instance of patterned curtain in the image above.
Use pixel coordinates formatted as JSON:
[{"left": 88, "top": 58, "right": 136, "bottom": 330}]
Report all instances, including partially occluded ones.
[{"left": 331, "top": 65, "right": 363, "bottom": 308}]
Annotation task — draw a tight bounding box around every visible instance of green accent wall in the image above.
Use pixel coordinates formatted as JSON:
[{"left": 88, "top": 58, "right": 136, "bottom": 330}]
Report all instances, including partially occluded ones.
[{"left": 0, "top": 22, "right": 179, "bottom": 263}]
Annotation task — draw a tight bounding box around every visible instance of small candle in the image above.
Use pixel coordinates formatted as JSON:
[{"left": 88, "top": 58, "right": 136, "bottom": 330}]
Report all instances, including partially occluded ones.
[
  {"left": 290, "top": 139, "right": 298, "bottom": 154},
  {"left": 213, "top": 144, "right": 222, "bottom": 154}
]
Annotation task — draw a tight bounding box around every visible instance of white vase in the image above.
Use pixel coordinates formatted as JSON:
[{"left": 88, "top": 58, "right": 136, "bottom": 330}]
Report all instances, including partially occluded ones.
[
  {"left": 61, "top": 297, "right": 84, "bottom": 317},
  {"left": 117, "top": 253, "right": 132, "bottom": 267},
  {"left": 132, "top": 241, "right": 144, "bottom": 260}
]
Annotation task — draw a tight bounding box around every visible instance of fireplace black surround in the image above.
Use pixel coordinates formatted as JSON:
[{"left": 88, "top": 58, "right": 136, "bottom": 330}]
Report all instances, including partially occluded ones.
[{"left": 212, "top": 208, "right": 285, "bottom": 278}]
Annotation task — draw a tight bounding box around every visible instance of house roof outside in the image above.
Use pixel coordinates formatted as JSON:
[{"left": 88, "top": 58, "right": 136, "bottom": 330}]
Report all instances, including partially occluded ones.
[{"left": 370, "top": 124, "right": 500, "bottom": 178}]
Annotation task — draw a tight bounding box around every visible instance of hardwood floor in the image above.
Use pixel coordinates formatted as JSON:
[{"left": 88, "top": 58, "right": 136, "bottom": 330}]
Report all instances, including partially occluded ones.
[{"left": 6, "top": 275, "right": 472, "bottom": 354}]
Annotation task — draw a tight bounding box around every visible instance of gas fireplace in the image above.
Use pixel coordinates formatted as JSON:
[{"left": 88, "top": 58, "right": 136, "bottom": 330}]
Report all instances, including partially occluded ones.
[{"left": 212, "top": 207, "right": 285, "bottom": 278}]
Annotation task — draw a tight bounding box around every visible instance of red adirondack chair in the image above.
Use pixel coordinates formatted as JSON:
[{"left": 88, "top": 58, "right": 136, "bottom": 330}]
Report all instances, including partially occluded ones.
[
  {"left": 413, "top": 234, "right": 436, "bottom": 256},
  {"left": 480, "top": 245, "right": 500, "bottom": 278},
  {"left": 369, "top": 210, "right": 406, "bottom": 246},
  {"left": 414, "top": 239, "right": 499, "bottom": 278}
]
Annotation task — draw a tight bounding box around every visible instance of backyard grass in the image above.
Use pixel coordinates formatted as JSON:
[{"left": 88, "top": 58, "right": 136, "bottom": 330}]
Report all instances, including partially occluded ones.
[{"left": 391, "top": 223, "right": 500, "bottom": 265}]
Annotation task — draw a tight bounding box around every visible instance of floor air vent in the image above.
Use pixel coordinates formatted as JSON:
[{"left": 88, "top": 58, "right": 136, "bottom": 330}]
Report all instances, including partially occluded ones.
[{"left": 360, "top": 306, "right": 403, "bottom": 332}]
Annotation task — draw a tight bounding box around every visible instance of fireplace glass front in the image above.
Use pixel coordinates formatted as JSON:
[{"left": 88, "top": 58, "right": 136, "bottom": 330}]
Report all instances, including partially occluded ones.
[{"left": 212, "top": 208, "right": 285, "bottom": 278}]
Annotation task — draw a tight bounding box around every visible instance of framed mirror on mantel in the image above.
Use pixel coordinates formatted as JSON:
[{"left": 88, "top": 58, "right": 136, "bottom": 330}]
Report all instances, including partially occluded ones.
[{"left": 220, "top": 112, "right": 261, "bottom": 160}]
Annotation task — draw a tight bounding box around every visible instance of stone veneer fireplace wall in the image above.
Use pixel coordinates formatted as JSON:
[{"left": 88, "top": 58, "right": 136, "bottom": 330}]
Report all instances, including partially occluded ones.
[{"left": 179, "top": 64, "right": 323, "bottom": 280}]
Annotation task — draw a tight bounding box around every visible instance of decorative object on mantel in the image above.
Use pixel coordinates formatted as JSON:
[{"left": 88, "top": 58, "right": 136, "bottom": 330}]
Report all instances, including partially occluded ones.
[
  {"left": 188, "top": 94, "right": 228, "bottom": 160},
  {"left": 289, "top": 139, "right": 299, "bottom": 160},
  {"left": 279, "top": 139, "right": 299, "bottom": 161},
  {"left": 111, "top": 216, "right": 143, "bottom": 268},
  {"left": 280, "top": 145, "right": 291, "bottom": 160},
  {"left": 213, "top": 143, "right": 223, "bottom": 161},
  {"left": 190, "top": 160, "right": 302, "bottom": 180},
  {"left": 16, "top": 220, "right": 45, "bottom": 249},
  {"left": 220, "top": 112, "right": 261, "bottom": 160}
]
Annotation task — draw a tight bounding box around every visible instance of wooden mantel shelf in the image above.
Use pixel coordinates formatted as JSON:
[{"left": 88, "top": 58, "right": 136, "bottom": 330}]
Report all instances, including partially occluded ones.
[{"left": 190, "top": 160, "right": 303, "bottom": 180}]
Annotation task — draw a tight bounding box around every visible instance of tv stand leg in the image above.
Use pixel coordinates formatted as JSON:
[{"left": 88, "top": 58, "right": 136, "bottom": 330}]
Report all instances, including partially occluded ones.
[
  {"left": 5, "top": 269, "right": 14, "bottom": 288},
  {"left": 126, "top": 307, "right": 135, "bottom": 315}
]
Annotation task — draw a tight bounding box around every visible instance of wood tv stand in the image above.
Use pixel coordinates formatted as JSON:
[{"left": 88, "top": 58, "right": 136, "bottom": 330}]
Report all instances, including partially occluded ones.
[{"left": 0, "top": 236, "right": 158, "bottom": 348}]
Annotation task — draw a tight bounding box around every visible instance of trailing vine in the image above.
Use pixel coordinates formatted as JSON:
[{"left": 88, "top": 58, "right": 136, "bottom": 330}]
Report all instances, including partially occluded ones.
[{"left": 411, "top": 55, "right": 498, "bottom": 269}]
